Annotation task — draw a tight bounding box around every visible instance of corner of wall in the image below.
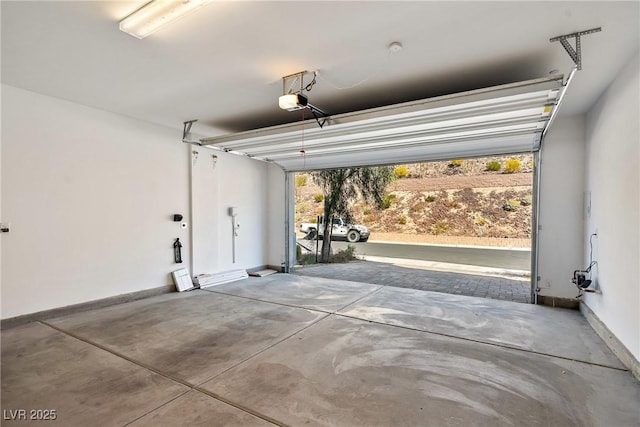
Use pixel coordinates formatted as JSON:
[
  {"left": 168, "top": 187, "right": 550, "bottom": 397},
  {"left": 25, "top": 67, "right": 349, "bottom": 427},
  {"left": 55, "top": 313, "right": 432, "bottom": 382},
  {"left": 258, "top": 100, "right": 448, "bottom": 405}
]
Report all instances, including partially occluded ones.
[{"left": 581, "top": 51, "right": 640, "bottom": 363}]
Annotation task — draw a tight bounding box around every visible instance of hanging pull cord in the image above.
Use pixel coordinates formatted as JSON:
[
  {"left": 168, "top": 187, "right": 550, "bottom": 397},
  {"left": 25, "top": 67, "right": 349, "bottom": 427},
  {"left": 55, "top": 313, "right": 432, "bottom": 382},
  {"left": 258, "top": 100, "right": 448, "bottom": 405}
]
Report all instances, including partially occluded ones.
[
  {"left": 173, "top": 238, "right": 183, "bottom": 263},
  {"left": 300, "top": 108, "right": 307, "bottom": 169}
]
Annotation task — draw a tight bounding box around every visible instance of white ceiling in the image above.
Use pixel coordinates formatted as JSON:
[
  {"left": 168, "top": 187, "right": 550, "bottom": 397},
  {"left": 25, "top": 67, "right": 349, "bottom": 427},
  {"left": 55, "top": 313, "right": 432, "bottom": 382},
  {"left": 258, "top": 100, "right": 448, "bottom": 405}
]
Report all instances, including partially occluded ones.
[{"left": 2, "top": 1, "right": 638, "bottom": 139}]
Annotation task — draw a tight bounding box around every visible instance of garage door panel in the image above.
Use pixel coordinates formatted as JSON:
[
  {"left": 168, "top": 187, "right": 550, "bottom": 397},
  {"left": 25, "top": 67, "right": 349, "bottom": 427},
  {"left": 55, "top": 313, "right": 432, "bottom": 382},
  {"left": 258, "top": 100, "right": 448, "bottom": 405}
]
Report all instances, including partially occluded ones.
[
  {"left": 273, "top": 133, "right": 540, "bottom": 171},
  {"left": 201, "top": 76, "right": 563, "bottom": 171}
]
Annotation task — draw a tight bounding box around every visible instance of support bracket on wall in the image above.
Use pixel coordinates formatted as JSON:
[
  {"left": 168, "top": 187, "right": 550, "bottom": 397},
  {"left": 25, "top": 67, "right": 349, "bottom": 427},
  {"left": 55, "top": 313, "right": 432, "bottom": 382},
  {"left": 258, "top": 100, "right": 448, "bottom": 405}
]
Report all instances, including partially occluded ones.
[
  {"left": 183, "top": 120, "right": 200, "bottom": 145},
  {"left": 550, "top": 27, "right": 601, "bottom": 70}
]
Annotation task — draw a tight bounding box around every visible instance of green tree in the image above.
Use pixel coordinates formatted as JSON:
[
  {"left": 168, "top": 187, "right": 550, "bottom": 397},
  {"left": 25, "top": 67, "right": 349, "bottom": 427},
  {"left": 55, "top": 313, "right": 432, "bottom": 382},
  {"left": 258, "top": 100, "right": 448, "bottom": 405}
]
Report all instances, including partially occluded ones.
[{"left": 312, "top": 167, "right": 394, "bottom": 262}]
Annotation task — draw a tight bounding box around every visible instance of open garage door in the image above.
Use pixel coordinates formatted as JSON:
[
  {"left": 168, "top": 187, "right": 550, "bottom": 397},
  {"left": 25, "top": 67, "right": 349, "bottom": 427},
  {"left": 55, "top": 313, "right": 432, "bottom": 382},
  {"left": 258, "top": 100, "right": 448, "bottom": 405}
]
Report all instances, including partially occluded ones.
[
  {"left": 201, "top": 76, "right": 564, "bottom": 171},
  {"left": 201, "top": 75, "right": 567, "bottom": 303}
]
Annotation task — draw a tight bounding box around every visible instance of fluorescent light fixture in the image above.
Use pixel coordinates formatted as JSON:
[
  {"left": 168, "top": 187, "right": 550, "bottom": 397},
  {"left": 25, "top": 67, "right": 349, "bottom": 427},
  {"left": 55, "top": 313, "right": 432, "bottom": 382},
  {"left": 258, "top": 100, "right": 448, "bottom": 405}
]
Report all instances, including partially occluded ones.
[
  {"left": 279, "top": 93, "right": 308, "bottom": 111},
  {"left": 120, "top": 0, "right": 210, "bottom": 39}
]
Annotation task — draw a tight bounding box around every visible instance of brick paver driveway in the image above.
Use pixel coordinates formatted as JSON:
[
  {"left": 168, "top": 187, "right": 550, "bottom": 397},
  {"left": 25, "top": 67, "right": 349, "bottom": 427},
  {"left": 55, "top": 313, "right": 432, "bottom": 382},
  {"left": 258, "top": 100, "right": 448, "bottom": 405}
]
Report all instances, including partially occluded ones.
[{"left": 292, "top": 260, "right": 531, "bottom": 303}]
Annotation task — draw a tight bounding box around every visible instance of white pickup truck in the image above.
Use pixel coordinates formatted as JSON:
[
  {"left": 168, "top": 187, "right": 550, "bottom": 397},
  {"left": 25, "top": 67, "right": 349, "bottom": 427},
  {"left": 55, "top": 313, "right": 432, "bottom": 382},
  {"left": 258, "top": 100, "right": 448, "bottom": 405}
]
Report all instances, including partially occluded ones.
[{"left": 300, "top": 217, "right": 370, "bottom": 243}]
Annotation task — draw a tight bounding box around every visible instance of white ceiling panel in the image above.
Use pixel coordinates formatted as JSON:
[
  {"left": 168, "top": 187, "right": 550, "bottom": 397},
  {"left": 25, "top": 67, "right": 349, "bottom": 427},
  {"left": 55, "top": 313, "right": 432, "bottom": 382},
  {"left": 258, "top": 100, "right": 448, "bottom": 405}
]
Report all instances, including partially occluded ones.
[
  {"left": 2, "top": 2, "right": 637, "bottom": 135},
  {"left": 201, "top": 76, "right": 564, "bottom": 171}
]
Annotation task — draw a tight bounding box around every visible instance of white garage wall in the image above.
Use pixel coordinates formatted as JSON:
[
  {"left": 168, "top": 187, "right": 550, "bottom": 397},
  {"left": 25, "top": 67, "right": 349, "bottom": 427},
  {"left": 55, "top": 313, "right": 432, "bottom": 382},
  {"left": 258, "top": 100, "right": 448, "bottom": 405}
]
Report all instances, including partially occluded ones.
[
  {"left": 190, "top": 146, "right": 219, "bottom": 276},
  {"left": 1, "top": 84, "right": 191, "bottom": 319},
  {"left": 267, "top": 164, "right": 286, "bottom": 269},
  {"left": 537, "top": 115, "right": 586, "bottom": 300},
  {"left": 190, "top": 147, "right": 271, "bottom": 276},
  {"left": 583, "top": 52, "right": 639, "bottom": 362}
]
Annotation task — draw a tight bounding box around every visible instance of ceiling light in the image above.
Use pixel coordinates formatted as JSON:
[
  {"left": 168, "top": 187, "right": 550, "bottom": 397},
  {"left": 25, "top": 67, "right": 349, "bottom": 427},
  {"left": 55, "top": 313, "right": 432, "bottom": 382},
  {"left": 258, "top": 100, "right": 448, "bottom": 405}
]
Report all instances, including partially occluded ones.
[
  {"left": 388, "top": 41, "right": 403, "bottom": 53},
  {"left": 119, "top": 0, "right": 210, "bottom": 39},
  {"left": 279, "top": 93, "right": 308, "bottom": 111}
]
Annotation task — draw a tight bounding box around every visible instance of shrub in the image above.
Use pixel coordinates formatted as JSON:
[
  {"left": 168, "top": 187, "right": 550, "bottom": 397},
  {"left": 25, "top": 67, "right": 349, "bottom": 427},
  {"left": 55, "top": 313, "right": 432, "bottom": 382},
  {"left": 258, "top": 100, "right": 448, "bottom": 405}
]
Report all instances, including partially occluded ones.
[
  {"left": 297, "top": 201, "right": 310, "bottom": 213},
  {"left": 398, "top": 216, "right": 407, "bottom": 225},
  {"left": 432, "top": 221, "right": 450, "bottom": 235},
  {"left": 330, "top": 245, "right": 358, "bottom": 263},
  {"left": 503, "top": 199, "right": 520, "bottom": 211},
  {"left": 486, "top": 161, "right": 501, "bottom": 172},
  {"left": 449, "top": 159, "right": 464, "bottom": 167},
  {"left": 426, "top": 194, "right": 436, "bottom": 202},
  {"left": 381, "top": 193, "right": 396, "bottom": 209},
  {"left": 475, "top": 216, "right": 488, "bottom": 226},
  {"left": 411, "top": 202, "right": 426, "bottom": 213},
  {"left": 295, "top": 175, "right": 308, "bottom": 187},
  {"left": 394, "top": 166, "right": 409, "bottom": 179},
  {"left": 313, "top": 194, "right": 324, "bottom": 203},
  {"left": 298, "top": 245, "right": 358, "bottom": 265},
  {"left": 448, "top": 200, "right": 460, "bottom": 208},
  {"left": 297, "top": 252, "right": 316, "bottom": 265},
  {"left": 363, "top": 208, "right": 372, "bottom": 216},
  {"left": 504, "top": 159, "right": 522, "bottom": 174},
  {"left": 519, "top": 195, "right": 532, "bottom": 206}
]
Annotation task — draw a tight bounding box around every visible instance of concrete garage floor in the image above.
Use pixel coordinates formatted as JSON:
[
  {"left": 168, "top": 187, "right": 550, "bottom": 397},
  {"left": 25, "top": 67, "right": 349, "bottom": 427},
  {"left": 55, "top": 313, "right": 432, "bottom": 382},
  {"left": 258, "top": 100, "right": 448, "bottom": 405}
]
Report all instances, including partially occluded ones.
[{"left": 2, "top": 274, "right": 639, "bottom": 426}]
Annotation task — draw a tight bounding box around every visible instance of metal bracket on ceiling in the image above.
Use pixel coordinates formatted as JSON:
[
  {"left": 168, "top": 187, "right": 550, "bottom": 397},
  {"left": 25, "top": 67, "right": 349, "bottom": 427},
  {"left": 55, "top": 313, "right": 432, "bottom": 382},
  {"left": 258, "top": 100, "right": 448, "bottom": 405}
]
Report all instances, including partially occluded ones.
[
  {"left": 282, "top": 71, "right": 309, "bottom": 95},
  {"left": 308, "top": 104, "right": 330, "bottom": 129},
  {"left": 550, "top": 27, "right": 601, "bottom": 71},
  {"left": 182, "top": 120, "right": 200, "bottom": 145}
]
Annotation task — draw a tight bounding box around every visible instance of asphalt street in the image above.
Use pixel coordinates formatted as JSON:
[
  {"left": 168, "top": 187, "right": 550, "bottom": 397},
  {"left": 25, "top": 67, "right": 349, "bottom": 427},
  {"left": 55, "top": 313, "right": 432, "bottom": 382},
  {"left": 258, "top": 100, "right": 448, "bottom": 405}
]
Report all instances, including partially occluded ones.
[{"left": 298, "top": 239, "right": 531, "bottom": 271}]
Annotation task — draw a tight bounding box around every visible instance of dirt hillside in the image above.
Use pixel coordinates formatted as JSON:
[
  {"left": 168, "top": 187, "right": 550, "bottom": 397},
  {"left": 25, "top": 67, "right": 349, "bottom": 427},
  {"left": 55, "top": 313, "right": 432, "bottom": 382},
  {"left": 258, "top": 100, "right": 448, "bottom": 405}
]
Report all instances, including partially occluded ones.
[{"left": 295, "top": 155, "right": 534, "bottom": 248}]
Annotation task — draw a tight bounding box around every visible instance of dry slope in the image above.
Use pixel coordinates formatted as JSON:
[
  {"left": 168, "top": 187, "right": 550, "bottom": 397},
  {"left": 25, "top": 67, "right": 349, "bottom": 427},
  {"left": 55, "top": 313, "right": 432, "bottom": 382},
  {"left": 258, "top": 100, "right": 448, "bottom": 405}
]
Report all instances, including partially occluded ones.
[{"left": 295, "top": 155, "right": 533, "bottom": 247}]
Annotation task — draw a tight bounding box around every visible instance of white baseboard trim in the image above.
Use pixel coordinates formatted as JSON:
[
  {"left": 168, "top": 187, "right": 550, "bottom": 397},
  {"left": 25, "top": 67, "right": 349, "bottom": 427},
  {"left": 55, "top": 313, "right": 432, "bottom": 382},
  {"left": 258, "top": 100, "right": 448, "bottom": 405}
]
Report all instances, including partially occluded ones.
[
  {"left": 1, "top": 284, "right": 174, "bottom": 330},
  {"left": 580, "top": 302, "right": 640, "bottom": 381}
]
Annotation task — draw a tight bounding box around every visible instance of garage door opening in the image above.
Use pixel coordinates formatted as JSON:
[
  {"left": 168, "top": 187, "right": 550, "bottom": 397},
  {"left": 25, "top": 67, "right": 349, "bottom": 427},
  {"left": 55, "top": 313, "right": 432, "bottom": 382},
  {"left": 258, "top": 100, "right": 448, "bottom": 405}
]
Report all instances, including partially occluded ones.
[
  {"left": 292, "top": 153, "right": 533, "bottom": 303},
  {"left": 201, "top": 75, "right": 567, "bottom": 305}
]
